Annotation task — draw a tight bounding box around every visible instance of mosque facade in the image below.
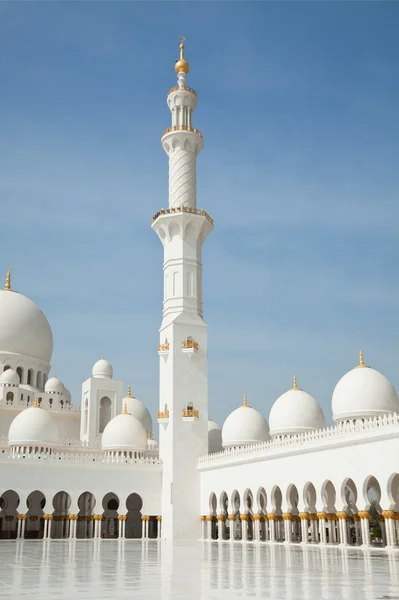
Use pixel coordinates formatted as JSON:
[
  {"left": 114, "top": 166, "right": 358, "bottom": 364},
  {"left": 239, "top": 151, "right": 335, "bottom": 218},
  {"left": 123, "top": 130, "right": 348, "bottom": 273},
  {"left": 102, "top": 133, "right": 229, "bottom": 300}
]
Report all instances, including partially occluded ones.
[{"left": 1, "top": 39, "right": 399, "bottom": 549}]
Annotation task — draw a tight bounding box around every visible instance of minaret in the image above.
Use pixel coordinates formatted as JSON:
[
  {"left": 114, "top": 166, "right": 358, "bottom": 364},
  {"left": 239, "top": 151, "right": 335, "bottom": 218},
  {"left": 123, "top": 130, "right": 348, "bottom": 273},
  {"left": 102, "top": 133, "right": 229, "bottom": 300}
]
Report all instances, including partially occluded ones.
[{"left": 152, "top": 37, "right": 213, "bottom": 540}]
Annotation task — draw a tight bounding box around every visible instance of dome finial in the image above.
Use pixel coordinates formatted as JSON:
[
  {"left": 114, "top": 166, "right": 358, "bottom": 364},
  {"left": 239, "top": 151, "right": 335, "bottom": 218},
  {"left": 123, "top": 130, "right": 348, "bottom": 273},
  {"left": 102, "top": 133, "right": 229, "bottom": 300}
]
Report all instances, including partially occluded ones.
[
  {"left": 243, "top": 394, "right": 248, "bottom": 407},
  {"left": 4, "top": 265, "right": 12, "bottom": 291},
  {"left": 147, "top": 429, "right": 152, "bottom": 440},
  {"left": 175, "top": 35, "right": 189, "bottom": 75},
  {"left": 356, "top": 349, "right": 370, "bottom": 368},
  {"left": 122, "top": 402, "right": 128, "bottom": 414},
  {"left": 33, "top": 396, "right": 39, "bottom": 408},
  {"left": 293, "top": 375, "right": 298, "bottom": 390},
  {"left": 127, "top": 385, "right": 132, "bottom": 398}
]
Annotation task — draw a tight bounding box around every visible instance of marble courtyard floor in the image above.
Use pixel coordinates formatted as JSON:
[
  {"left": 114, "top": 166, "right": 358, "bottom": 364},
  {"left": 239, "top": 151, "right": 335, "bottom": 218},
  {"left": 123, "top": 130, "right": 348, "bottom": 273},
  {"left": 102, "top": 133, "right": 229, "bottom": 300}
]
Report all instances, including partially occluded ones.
[{"left": 0, "top": 541, "right": 399, "bottom": 599}]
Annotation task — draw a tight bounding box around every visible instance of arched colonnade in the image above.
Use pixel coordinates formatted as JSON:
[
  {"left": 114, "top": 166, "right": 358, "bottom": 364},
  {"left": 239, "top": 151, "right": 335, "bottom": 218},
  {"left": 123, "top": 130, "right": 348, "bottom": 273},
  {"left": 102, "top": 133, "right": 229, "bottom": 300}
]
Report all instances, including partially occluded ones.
[
  {"left": 0, "top": 489, "right": 162, "bottom": 540},
  {"left": 203, "top": 474, "right": 399, "bottom": 548}
]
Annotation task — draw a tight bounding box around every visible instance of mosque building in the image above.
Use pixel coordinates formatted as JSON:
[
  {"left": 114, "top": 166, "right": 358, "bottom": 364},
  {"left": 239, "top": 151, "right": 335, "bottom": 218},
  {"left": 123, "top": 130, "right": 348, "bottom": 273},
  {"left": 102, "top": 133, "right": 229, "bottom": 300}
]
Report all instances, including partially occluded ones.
[{"left": 1, "top": 38, "right": 399, "bottom": 549}]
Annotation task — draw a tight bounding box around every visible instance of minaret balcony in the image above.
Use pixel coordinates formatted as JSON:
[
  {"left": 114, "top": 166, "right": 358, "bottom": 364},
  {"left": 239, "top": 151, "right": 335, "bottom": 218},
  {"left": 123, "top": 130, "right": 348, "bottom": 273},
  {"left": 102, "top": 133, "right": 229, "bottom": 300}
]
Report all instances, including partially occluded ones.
[
  {"left": 182, "top": 407, "right": 199, "bottom": 422},
  {"left": 152, "top": 206, "right": 214, "bottom": 226},
  {"left": 182, "top": 338, "right": 199, "bottom": 356},
  {"left": 161, "top": 125, "right": 202, "bottom": 139},
  {"left": 157, "top": 410, "right": 170, "bottom": 424},
  {"left": 168, "top": 85, "right": 197, "bottom": 96},
  {"left": 158, "top": 343, "right": 170, "bottom": 359}
]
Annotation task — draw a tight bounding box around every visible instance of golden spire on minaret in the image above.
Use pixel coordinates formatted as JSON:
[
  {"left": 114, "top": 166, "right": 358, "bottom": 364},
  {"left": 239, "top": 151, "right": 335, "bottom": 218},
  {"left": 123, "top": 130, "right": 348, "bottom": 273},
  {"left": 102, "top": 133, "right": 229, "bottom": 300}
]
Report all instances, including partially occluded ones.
[
  {"left": 175, "top": 36, "right": 189, "bottom": 74},
  {"left": 4, "top": 266, "right": 12, "bottom": 291}
]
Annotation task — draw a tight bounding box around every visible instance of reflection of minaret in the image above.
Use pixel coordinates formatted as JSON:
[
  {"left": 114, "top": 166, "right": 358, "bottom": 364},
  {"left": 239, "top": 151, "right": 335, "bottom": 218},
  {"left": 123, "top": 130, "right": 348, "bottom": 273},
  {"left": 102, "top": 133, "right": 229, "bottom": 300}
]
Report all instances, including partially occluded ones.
[{"left": 153, "top": 37, "right": 213, "bottom": 540}]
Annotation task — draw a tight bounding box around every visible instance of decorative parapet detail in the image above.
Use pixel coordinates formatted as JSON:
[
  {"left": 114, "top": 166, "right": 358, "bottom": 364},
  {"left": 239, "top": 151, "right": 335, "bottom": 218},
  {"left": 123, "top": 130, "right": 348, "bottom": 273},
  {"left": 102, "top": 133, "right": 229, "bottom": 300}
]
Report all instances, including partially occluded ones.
[
  {"left": 162, "top": 125, "right": 202, "bottom": 139},
  {"left": 182, "top": 339, "right": 199, "bottom": 350},
  {"left": 0, "top": 448, "right": 162, "bottom": 466},
  {"left": 168, "top": 85, "right": 197, "bottom": 96},
  {"left": 182, "top": 408, "right": 199, "bottom": 419},
  {"left": 158, "top": 343, "right": 170, "bottom": 352},
  {"left": 157, "top": 410, "right": 170, "bottom": 420},
  {"left": 198, "top": 411, "right": 399, "bottom": 468},
  {"left": 152, "top": 206, "right": 214, "bottom": 226}
]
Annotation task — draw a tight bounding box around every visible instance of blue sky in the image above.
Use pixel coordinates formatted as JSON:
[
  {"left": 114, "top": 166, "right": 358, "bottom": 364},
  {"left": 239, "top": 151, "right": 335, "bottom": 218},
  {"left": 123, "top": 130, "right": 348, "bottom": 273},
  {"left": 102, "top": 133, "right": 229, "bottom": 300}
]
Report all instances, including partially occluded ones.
[{"left": 0, "top": 2, "right": 398, "bottom": 430}]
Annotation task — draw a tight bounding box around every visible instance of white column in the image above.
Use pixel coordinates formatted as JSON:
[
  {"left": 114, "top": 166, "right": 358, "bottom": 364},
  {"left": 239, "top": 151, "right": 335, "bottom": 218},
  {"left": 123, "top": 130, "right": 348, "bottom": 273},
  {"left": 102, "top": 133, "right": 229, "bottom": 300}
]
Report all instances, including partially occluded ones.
[
  {"left": 206, "top": 517, "right": 213, "bottom": 540},
  {"left": 241, "top": 516, "right": 248, "bottom": 541},
  {"left": 354, "top": 517, "right": 362, "bottom": 545},
  {"left": 318, "top": 515, "right": 327, "bottom": 544},
  {"left": 300, "top": 514, "right": 309, "bottom": 543},
  {"left": 283, "top": 515, "right": 292, "bottom": 543},
  {"left": 268, "top": 517, "right": 276, "bottom": 543},
  {"left": 383, "top": 513, "right": 396, "bottom": 547},
  {"left": 201, "top": 517, "right": 207, "bottom": 539},
  {"left": 360, "top": 512, "right": 371, "bottom": 547},
  {"left": 338, "top": 514, "right": 348, "bottom": 545},
  {"left": 381, "top": 519, "right": 387, "bottom": 547},
  {"left": 157, "top": 517, "right": 162, "bottom": 539},
  {"left": 17, "top": 516, "right": 22, "bottom": 538},
  {"left": 217, "top": 517, "right": 225, "bottom": 541},
  {"left": 253, "top": 516, "right": 261, "bottom": 541},
  {"left": 228, "top": 515, "right": 236, "bottom": 541},
  {"left": 141, "top": 517, "right": 146, "bottom": 539}
]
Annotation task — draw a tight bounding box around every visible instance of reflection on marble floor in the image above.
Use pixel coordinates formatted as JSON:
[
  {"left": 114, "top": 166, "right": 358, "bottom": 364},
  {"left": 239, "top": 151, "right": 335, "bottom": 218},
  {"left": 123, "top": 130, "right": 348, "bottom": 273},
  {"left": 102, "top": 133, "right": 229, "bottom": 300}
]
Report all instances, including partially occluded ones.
[{"left": 0, "top": 541, "right": 399, "bottom": 599}]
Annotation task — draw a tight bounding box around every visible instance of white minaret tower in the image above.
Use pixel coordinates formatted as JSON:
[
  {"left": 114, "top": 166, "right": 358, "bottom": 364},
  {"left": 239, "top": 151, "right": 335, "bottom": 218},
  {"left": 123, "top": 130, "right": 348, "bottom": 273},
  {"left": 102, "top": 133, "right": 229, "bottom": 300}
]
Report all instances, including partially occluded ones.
[{"left": 152, "top": 37, "right": 213, "bottom": 540}]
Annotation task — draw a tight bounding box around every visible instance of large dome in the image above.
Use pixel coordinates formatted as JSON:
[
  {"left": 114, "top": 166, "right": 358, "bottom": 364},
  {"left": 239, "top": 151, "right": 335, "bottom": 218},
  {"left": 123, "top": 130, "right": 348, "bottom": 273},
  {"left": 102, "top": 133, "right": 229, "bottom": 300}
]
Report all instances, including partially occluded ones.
[
  {"left": 332, "top": 353, "right": 399, "bottom": 423},
  {"left": 222, "top": 396, "right": 270, "bottom": 448},
  {"left": 123, "top": 387, "right": 152, "bottom": 434},
  {"left": 0, "top": 289, "right": 53, "bottom": 363},
  {"left": 8, "top": 403, "right": 58, "bottom": 448},
  {"left": 102, "top": 410, "right": 147, "bottom": 452},
  {"left": 208, "top": 419, "right": 223, "bottom": 453},
  {"left": 269, "top": 377, "right": 326, "bottom": 437}
]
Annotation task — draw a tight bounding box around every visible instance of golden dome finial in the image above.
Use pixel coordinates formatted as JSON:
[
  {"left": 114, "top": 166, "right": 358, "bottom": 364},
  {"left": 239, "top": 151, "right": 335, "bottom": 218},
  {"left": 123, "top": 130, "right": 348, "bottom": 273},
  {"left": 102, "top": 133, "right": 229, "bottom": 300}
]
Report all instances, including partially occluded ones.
[
  {"left": 4, "top": 265, "right": 12, "bottom": 291},
  {"left": 127, "top": 385, "right": 132, "bottom": 398},
  {"left": 33, "top": 396, "right": 39, "bottom": 408},
  {"left": 122, "top": 402, "right": 128, "bottom": 415},
  {"left": 147, "top": 430, "right": 152, "bottom": 440},
  {"left": 243, "top": 394, "right": 248, "bottom": 407},
  {"left": 175, "top": 35, "right": 189, "bottom": 74},
  {"left": 293, "top": 375, "right": 298, "bottom": 390},
  {"left": 356, "top": 350, "right": 370, "bottom": 368}
]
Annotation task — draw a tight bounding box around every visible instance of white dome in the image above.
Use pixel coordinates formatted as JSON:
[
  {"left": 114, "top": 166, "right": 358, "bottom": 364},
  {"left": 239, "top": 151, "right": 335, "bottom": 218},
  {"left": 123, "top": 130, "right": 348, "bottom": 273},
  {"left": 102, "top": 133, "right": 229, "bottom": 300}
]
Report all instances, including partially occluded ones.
[
  {"left": 332, "top": 356, "right": 399, "bottom": 423},
  {"left": 8, "top": 404, "right": 58, "bottom": 448},
  {"left": 208, "top": 419, "right": 223, "bottom": 453},
  {"left": 102, "top": 412, "right": 147, "bottom": 452},
  {"left": 45, "top": 376, "right": 64, "bottom": 394},
  {"left": 269, "top": 379, "right": 326, "bottom": 437},
  {"left": 0, "top": 368, "right": 20, "bottom": 386},
  {"left": 222, "top": 397, "right": 270, "bottom": 448},
  {"left": 124, "top": 389, "right": 152, "bottom": 434},
  {"left": 0, "top": 289, "right": 53, "bottom": 363},
  {"left": 92, "top": 358, "right": 113, "bottom": 379}
]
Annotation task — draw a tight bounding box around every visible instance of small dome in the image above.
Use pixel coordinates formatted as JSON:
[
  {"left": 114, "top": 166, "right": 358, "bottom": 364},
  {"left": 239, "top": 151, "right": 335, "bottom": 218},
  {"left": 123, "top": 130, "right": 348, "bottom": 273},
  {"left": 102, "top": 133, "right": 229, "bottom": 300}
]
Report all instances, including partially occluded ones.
[
  {"left": 208, "top": 419, "right": 223, "bottom": 453},
  {"left": 222, "top": 396, "right": 270, "bottom": 448},
  {"left": 45, "top": 376, "right": 64, "bottom": 394},
  {"left": 8, "top": 402, "right": 58, "bottom": 448},
  {"left": 332, "top": 352, "right": 399, "bottom": 423},
  {"left": 0, "top": 288, "right": 53, "bottom": 363},
  {"left": 0, "top": 368, "right": 20, "bottom": 386},
  {"left": 123, "top": 387, "right": 152, "bottom": 434},
  {"left": 175, "top": 37, "right": 190, "bottom": 74},
  {"left": 269, "top": 377, "right": 326, "bottom": 437},
  {"left": 102, "top": 410, "right": 147, "bottom": 452},
  {"left": 92, "top": 358, "right": 113, "bottom": 379}
]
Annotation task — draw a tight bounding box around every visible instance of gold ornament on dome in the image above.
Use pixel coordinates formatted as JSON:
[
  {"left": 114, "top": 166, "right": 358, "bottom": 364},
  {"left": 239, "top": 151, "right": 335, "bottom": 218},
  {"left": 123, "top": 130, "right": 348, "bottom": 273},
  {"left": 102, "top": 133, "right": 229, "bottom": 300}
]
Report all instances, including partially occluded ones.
[
  {"left": 4, "top": 265, "right": 12, "bottom": 291},
  {"left": 356, "top": 350, "right": 370, "bottom": 368},
  {"left": 175, "top": 36, "right": 189, "bottom": 74}
]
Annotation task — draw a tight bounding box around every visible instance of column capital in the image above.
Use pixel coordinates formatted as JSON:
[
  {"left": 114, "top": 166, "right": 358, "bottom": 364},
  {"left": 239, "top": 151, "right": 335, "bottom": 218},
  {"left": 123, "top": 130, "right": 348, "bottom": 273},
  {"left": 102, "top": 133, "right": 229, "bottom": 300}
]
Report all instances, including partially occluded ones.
[
  {"left": 266, "top": 513, "right": 277, "bottom": 521},
  {"left": 227, "top": 514, "right": 236, "bottom": 521},
  {"left": 156, "top": 516, "right": 162, "bottom": 522},
  {"left": 200, "top": 515, "right": 206, "bottom": 521},
  {"left": 216, "top": 515, "right": 226, "bottom": 521},
  {"left": 298, "top": 512, "right": 309, "bottom": 520},
  {"left": 239, "top": 514, "right": 248, "bottom": 521},
  {"left": 282, "top": 513, "right": 292, "bottom": 521},
  {"left": 205, "top": 515, "right": 214, "bottom": 522},
  {"left": 358, "top": 510, "right": 370, "bottom": 520},
  {"left": 317, "top": 512, "right": 327, "bottom": 520},
  {"left": 118, "top": 515, "right": 127, "bottom": 521},
  {"left": 17, "top": 514, "right": 27, "bottom": 520},
  {"left": 252, "top": 514, "right": 263, "bottom": 521},
  {"left": 336, "top": 511, "right": 349, "bottom": 520}
]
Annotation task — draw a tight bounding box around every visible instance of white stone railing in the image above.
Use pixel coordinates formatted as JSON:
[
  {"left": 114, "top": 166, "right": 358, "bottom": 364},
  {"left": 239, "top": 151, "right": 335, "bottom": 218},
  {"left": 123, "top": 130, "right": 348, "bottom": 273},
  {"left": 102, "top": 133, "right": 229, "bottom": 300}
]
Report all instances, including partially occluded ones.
[
  {"left": 58, "top": 438, "right": 101, "bottom": 449},
  {"left": 199, "top": 412, "right": 399, "bottom": 468},
  {"left": 0, "top": 398, "right": 81, "bottom": 412},
  {"left": 0, "top": 448, "right": 162, "bottom": 466}
]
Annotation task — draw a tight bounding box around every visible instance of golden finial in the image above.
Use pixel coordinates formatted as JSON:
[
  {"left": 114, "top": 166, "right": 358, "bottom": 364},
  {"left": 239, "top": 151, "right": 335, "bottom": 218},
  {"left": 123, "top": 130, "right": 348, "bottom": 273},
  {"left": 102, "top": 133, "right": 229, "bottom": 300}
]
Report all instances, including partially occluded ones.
[
  {"left": 293, "top": 375, "right": 298, "bottom": 390},
  {"left": 127, "top": 385, "right": 132, "bottom": 398},
  {"left": 33, "top": 396, "right": 39, "bottom": 408},
  {"left": 122, "top": 402, "right": 128, "bottom": 414},
  {"left": 243, "top": 394, "right": 248, "bottom": 407},
  {"left": 147, "top": 430, "right": 152, "bottom": 440},
  {"left": 4, "top": 265, "right": 12, "bottom": 291},
  {"left": 356, "top": 350, "right": 370, "bottom": 368},
  {"left": 175, "top": 36, "right": 189, "bottom": 74}
]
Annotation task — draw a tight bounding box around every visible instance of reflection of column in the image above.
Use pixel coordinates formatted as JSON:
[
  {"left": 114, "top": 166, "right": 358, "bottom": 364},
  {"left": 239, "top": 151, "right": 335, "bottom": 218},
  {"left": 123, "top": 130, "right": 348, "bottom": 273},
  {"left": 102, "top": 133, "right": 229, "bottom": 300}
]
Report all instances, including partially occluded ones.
[
  {"left": 282, "top": 514, "right": 292, "bottom": 543},
  {"left": 337, "top": 512, "right": 348, "bottom": 545},
  {"left": 228, "top": 515, "right": 236, "bottom": 541},
  {"left": 299, "top": 513, "right": 309, "bottom": 543},
  {"left": 268, "top": 514, "right": 276, "bottom": 542},
  {"left": 359, "top": 511, "right": 371, "bottom": 547},
  {"left": 200, "top": 516, "right": 206, "bottom": 539},
  {"left": 382, "top": 511, "right": 396, "bottom": 547},
  {"left": 217, "top": 515, "right": 225, "bottom": 540},
  {"left": 157, "top": 516, "right": 162, "bottom": 539},
  {"left": 317, "top": 513, "right": 326, "bottom": 544},
  {"left": 206, "top": 516, "right": 213, "bottom": 540},
  {"left": 20, "top": 515, "right": 26, "bottom": 539},
  {"left": 240, "top": 514, "right": 248, "bottom": 541}
]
